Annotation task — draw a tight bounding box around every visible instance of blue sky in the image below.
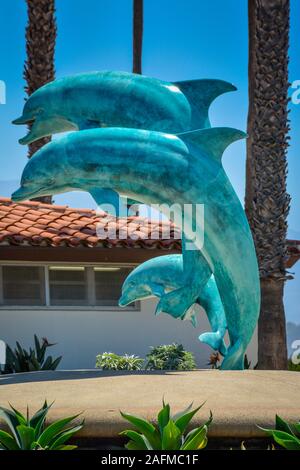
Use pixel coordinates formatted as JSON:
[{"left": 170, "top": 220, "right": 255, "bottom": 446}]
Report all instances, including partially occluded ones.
[{"left": 0, "top": 0, "right": 299, "bottom": 324}]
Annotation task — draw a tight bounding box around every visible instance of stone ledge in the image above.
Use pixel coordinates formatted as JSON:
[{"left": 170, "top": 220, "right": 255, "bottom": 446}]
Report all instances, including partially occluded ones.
[{"left": 0, "top": 370, "right": 299, "bottom": 439}]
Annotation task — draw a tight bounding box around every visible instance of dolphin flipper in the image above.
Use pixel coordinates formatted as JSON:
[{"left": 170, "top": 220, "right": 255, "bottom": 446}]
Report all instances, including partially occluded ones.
[
  {"left": 155, "top": 286, "right": 190, "bottom": 318},
  {"left": 220, "top": 338, "right": 244, "bottom": 370},
  {"left": 199, "top": 332, "right": 227, "bottom": 357},
  {"left": 89, "top": 187, "right": 127, "bottom": 217},
  {"left": 197, "top": 275, "right": 228, "bottom": 356},
  {"left": 174, "top": 79, "right": 237, "bottom": 129}
]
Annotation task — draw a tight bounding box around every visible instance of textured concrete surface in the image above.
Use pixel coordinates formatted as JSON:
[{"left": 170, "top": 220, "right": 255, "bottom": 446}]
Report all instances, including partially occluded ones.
[{"left": 0, "top": 370, "right": 299, "bottom": 438}]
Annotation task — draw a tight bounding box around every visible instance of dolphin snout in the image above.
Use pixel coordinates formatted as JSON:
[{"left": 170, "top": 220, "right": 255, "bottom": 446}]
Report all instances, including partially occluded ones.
[
  {"left": 118, "top": 293, "right": 131, "bottom": 307},
  {"left": 12, "top": 115, "right": 33, "bottom": 125},
  {"left": 11, "top": 186, "right": 28, "bottom": 202}
]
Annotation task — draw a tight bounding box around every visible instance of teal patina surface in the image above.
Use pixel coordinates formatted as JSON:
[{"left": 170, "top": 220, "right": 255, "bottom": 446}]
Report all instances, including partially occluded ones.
[
  {"left": 12, "top": 71, "right": 260, "bottom": 370},
  {"left": 119, "top": 254, "right": 228, "bottom": 356}
]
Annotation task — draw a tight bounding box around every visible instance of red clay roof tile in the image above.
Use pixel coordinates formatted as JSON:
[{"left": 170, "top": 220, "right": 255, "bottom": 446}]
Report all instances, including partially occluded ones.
[{"left": 0, "top": 198, "right": 298, "bottom": 267}]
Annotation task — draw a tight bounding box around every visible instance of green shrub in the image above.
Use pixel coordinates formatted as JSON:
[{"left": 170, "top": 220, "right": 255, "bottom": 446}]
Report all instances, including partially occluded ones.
[
  {"left": 288, "top": 359, "right": 300, "bottom": 371},
  {"left": 145, "top": 343, "right": 196, "bottom": 370},
  {"left": 120, "top": 400, "right": 212, "bottom": 450},
  {"left": 259, "top": 415, "right": 300, "bottom": 450},
  {"left": 96, "top": 352, "right": 144, "bottom": 370},
  {"left": 0, "top": 401, "right": 83, "bottom": 450},
  {"left": 0, "top": 335, "right": 62, "bottom": 374}
]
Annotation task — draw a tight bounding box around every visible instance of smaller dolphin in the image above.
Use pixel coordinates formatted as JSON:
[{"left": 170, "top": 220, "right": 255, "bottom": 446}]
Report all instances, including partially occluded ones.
[
  {"left": 12, "top": 71, "right": 236, "bottom": 144},
  {"left": 119, "top": 254, "right": 228, "bottom": 356}
]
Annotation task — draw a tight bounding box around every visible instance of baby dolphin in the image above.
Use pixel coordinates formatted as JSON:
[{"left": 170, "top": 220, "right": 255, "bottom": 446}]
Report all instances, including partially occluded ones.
[{"left": 119, "top": 254, "right": 228, "bottom": 356}]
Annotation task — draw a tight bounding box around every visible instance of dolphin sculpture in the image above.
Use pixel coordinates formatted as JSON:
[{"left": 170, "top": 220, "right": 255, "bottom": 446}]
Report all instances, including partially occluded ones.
[
  {"left": 11, "top": 126, "right": 260, "bottom": 370},
  {"left": 119, "top": 254, "right": 228, "bottom": 356},
  {"left": 12, "top": 71, "right": 236, "bottom": 144}
]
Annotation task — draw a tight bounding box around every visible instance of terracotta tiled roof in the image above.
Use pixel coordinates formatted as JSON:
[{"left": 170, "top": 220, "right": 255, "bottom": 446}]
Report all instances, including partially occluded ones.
[
  {"left": 0, "top": 197, "right": 181, "bottom": 250},
  {"left": 0, "top": 198, "right": 299, "bottom": 268}
]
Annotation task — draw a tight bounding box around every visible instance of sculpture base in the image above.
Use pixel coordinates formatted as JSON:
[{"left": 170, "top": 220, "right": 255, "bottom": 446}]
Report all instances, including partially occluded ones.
[{"left": 0, "top": 370, "right": 299, "bottom": 446}]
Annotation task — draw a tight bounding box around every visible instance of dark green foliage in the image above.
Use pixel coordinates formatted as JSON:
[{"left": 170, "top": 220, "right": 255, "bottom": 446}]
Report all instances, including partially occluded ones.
[
  {"left": 120, "top": 400, "right": 212, "bottom": 450},
  {"left": 0, "top": 335, "right": 62, "bottom": 374},
  {"left": 0, "top": 401, "right": 83, "bottom": 450},
  {"left": 145, "top": 343, "right": 196, "bottom": 370}
]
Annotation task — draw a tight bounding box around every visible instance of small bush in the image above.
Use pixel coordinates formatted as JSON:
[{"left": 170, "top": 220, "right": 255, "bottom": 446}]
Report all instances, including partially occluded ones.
[
  {"left": 145, "top": 343, "right": 196, "bottom": 370},
  {"left": 95, "top": 352, "right": 144, "bottom": 370},
  {"left": 0, "top": 401, "right": 83, "bottom": 450},
  {"left": 120, "top": 400, "right": 212, "bottom": 450},
  {"left": 288, "top": 359, "right": 300, "bottom": 372},
  {"left": 0, "top": 335, "right": 62, "bottom": 374}
]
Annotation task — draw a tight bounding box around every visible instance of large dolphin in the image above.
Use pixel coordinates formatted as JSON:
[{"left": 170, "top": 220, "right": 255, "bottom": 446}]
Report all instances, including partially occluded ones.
[
  {"left": 11, "top": 126, "right": 260, "bottom": 370},
  {"left": 119, "top": 254, "right": 228, "bottom": 356},
  {"left": 12, "top": 71, "right": 236, "bottom": 144}
]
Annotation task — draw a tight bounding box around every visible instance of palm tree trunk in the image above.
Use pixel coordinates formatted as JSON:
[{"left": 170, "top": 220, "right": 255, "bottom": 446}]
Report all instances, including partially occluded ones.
[
  {"left": 246, "top": 0, "right": 290, "bottom": 369},
  {"left": 132, "top": 0, "right": 143, "bottom": 74},
  {"left": 24, "top": 0, "right": 57, "bottom": 203}
]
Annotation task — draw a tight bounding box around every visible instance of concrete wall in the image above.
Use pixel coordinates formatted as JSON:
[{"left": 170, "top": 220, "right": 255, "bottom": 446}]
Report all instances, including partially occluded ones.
[{"left": 0, "top": 299, "right": 258, "bottom": 370}]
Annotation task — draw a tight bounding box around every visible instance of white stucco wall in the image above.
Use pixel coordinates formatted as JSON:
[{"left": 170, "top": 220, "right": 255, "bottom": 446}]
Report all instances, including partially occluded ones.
[{"left": 0, "top": 299, "right": 257, "bottom": 369}]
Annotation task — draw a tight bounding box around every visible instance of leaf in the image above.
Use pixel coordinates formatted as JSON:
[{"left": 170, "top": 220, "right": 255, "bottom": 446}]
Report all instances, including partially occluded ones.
[
  {"left": 181, "top": 425, "right": 208, "bottom": 450},
  {"left": 30, "top": 401, "right": 53, "bottom": 439},
  {"left": 50, "top": 356, "right": 62, "bottom": 371},
  {"left": 0, "top": 429, "right": 19, "bottom": 450},
  {"left": 271, "top": 430, "right": 300, "bottom": 450},
  {"left": 120, "top": 411, "right": 161, "bottom": 449},
  {"left": 0, "top": 406, "right": 22, "bottom": 446},
  {"left": 293, "top": 423, "right": 300, "bottom": 435},
  {"left": 158, "top": 403, "right": 170, "bottom": 435},
  {"left": 172, "top": 402, "right": 194, "bottom": 422},
  {"left": 275, "top": 415, "right": 295, "bottom": 436},
  {"left": 16, "top": 425, "right": 35, "bottom": 450},
  {"left": 175, "top": 403, "right": 205, "bottom": 434},
  {"left": 120, "top": 430, "right": 151, "bottom": 450},
  {"left": 49, "top": 423, "right": 84, "bottom": 449},
  {"left": 8, "top": 403, "right": 27, "bottom": 425},
  {"left": 37, "top": 414, "right": 81, "bottom": 448},
  {"left": 56, "top": 445, "right": 78, "bottom": 450},
  {"left": 161, "top": 420, "right": 182, "bottom": 450}
]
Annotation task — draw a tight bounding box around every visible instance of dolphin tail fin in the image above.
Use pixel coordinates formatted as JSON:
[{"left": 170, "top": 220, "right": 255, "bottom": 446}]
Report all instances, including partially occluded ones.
[
  {"left": 155, "top": 286, "right": 197, "bottom": 320},
  {"left": 199, "top": 331, "right": 227, "bottom": 357},
  {"left": 220, "top": 338, "right": 244, "bottom": 370},
  {"left": 174, "top": 79, "right": 237, "bottom": 129},
  {"left": 177, "top": 127, "right": 247, "bottom": 164}
]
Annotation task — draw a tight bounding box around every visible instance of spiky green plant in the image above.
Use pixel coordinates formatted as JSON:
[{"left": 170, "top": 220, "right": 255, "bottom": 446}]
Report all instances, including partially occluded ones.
[
  {"left": 0, "top": 401, "right": 83, "bottom": 450},
  {"left": 120, "top": 400, "right": 212, "bottom": 450},
  {"left": 259, "top": 415, "right": 300, "bottom": 450},
  {"left": 96, "top": 352, "right": 144, "bottom": 370},
  {"left": 0, "top": 335, "right": 62, "bottom": 374},
  {"left": 145, "top": 344, "right": 196, "bottom": 370}
]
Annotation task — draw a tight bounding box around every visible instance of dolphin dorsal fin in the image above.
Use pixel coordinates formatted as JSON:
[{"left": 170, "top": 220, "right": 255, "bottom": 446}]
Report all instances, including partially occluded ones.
[
  {"left": 173, "top": 79, "right": 237, "bottom": 129},
  {"left": 177, "top": 127, "right": 247, "bottom": 163}
]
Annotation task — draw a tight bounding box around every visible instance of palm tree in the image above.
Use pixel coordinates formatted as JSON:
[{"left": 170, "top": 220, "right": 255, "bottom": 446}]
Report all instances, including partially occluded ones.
[
  {"left": 245, "top": 0, "right": 290, "bottom": 369},
  {"left": 24, "top": 0, "right": 57, "bottom": 203},
  {"left": 132, "top": 0, "right": 143, "bottom": 74}
]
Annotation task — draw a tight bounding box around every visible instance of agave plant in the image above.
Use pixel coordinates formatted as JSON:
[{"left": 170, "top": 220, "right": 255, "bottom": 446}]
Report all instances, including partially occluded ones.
[
  {"left": 0, "top": 401, "right": 83, "bottom": 450},
  {"left": 0, "top": 335, "right": 62, "bottom": 374},
  {"left": 120, "top": 400, "right": 212, "bottom": 450},
  {"left": 259, "top": 415, "right": 300, "bottom": 450}
]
